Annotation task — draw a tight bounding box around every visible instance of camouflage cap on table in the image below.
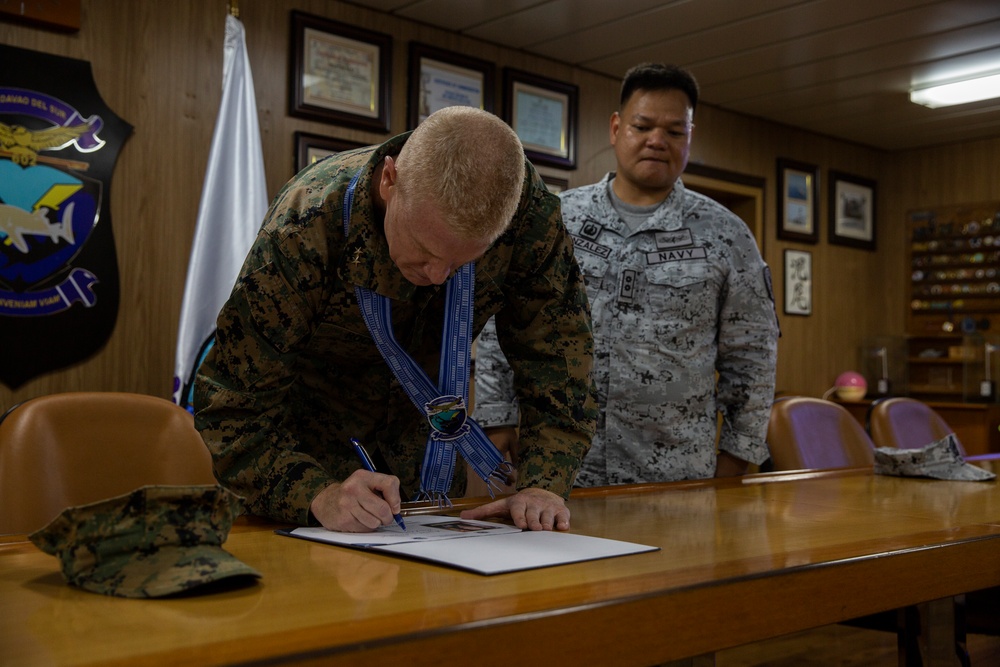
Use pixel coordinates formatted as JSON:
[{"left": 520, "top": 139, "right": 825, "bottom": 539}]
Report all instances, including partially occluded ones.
[
  {"left": 874, "top": 433, "right": 996, "bottom": 482},
  {"left": 28, "top": 484, "right": 261, "bottom": 598}
]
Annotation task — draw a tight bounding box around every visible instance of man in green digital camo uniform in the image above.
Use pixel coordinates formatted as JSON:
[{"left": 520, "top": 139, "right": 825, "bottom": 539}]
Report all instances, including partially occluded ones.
[{"left": 195, "top": 107, "right": 597, "bottom": 533}]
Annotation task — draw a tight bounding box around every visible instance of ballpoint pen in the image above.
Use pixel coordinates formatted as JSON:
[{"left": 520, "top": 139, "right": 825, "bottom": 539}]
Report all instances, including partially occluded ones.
[{"left": 351, "top": 438, "right": 407, "bottom": 531}]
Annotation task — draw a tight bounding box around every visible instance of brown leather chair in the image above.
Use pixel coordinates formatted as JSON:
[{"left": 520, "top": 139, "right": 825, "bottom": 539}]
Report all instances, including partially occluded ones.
[
  {"left": 868, "top": 397, "right": 963, "bottom": 453},
  {"left": 0, "top": 392, "right": 217, "bottom": 535},
  {"left": 867, "top": 397, "right": 999, "bottom": 638},
  {"left": 868, "top": 396, "right": 1000, "bottom": 470},
  {"left": 766, "top": 396, "right": 875, "bottom": 471}
]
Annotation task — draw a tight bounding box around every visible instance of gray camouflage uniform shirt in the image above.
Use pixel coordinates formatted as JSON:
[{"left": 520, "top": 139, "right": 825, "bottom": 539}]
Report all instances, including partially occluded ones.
[
  {"left": 194, "top": 132, "right": 597, "bottom": 524},
  {"left": 475, "top": 173, "right": 778, "bottom": 485}
]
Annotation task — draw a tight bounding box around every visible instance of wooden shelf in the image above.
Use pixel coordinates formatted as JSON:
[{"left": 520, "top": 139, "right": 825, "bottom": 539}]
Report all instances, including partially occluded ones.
[
  {"left": 908, "top": 202, "right": 1000, "bottom": 334},
  {"left": 909, "top": 385, "right": 964, "bottom": 396}
]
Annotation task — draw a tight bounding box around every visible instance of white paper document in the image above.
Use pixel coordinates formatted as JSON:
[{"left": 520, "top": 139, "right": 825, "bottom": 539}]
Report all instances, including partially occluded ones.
[{"left": 278, "top": 515, "right": 658, "bottom": 575}]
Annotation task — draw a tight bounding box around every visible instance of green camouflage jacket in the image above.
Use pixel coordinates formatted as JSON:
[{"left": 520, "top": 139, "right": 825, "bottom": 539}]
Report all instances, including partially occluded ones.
[{"left": 194, "top": 132, "right": 597, "bottom": 524}]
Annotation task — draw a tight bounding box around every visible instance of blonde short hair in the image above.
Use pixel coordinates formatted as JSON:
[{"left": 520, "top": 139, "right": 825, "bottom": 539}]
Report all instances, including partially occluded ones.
[{"left": 395, "top": 106, "right": 526, "bottom": 244}]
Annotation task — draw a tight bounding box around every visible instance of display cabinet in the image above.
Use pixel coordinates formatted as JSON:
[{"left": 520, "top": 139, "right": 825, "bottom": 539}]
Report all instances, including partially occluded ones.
[
  {"left": 833, "top": 202, "right": 1000, "bottom": 453},
  {"left": 897, "top": 333, "right": 1000, "bottom": 403},
  {"left": 906, "top": 202, "right": 1000, "bottom": 404},
  {"left": 963, "top": 334, "right": 1000, "bottom": 402},
  {"left": 908, "top": 203, "right": 1000, "bottom": 336},
  {"left": 905, "top": 334, "right": 968, "bottom": 401},
  {"left": 902, "top": 333, "right": 1000, "bottom": 403}
]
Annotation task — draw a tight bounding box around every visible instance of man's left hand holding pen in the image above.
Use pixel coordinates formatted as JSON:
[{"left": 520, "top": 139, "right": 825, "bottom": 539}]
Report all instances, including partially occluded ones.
[{"left": 309, "top": 441, "right": 406, "bottom": 532}]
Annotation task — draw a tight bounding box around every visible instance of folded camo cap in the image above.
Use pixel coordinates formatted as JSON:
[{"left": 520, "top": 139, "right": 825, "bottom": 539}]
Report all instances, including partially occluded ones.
[
  {"left": 874, "top": 433, "right": 996, "bottom": 482},
  {"left": 29, "top": 484, "right": 261, "bottom": 598}
]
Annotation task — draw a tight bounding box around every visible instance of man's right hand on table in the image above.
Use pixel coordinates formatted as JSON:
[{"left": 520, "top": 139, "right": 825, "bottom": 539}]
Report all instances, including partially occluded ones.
[{"left": 310, "top": 470, "right": 403, "bottom": 532}]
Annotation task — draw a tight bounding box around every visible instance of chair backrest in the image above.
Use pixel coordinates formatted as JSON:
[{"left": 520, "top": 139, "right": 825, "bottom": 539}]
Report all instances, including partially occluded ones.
[
  {"left": 0, "top": 392, "right": 217, "bottom": 535},
  {"left": 766, "top": 396, "right": 875, "bottom": 471},
  {"left": 868, "top": 397, "right": 961, "bottom": 454}
]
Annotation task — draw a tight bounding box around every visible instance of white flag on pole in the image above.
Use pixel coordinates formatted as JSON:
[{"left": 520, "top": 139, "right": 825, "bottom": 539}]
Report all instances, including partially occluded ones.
[{"left": 172, "top": 14, "right": 267, "bottom": 407}]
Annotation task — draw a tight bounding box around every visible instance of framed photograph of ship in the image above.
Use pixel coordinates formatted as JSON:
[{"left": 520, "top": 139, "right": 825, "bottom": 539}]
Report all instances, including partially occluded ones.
[
  {"left": 776, "top": 158, "right": 818, "bottom": 244},
  {"left": 829, "top": 171, "right": 876, "bottom": 250}
]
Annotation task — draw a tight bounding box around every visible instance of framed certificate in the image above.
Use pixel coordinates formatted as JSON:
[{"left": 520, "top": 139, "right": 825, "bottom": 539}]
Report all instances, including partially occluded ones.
[
  {"left": 503, "top": 68, "right": 577, "bottom": 169},
  {"left": 541, "top": 174, "right": 569, "bottom": 194},
  {"left": 294, "top": 132, "right": 364, "bottom": 173},
  {"left": 407, "top": 43, "right": 494, "bottom": 129},
  {"left": 289, "top": 11, "right": 392, "bottom": 132}
]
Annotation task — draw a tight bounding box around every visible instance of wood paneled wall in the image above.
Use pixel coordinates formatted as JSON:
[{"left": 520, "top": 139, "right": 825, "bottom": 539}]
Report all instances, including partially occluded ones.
[{"left": 2, "top": 0, "right": 998, "bottom": 412}]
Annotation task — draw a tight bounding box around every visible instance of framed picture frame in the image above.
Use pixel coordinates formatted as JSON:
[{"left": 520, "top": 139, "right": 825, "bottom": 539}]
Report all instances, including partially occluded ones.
[
  {"left": 540, "top": 174, "right": 569, "bottom": 194},
  {"left": 407, "top": 43, "right": 495, "bottom": 129},
  {"left": 294, "top": 132, "right": 364, "bottom": 173},
  {"left": 783, "top": 249, "right": 812, "bottom": 316},
  {"left": 502, "top": 68, "right": 577, "bottom": 169},
  {"left": 776, "top": 158, "right": 819, "bottom": 244},
  {"left": 289, "top": 11, "right": 392, "bottom": 132},
  {"left": 829, "top": 171, "right": 877, "bottom": 250}
]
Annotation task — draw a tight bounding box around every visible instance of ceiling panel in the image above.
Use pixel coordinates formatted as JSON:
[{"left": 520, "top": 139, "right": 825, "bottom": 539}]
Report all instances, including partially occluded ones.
[
  {"left": 343, "top": 0, "right": 1000, "bottom": 150},
  {"left": 725, "top": 24, "right": 997, "bottom": 94},
  {"left": 466, "top": 0, "right": 669, "bottom": 49},
  {"left": 705, "top": 27, "right": 1000, "bottom": 110},
  {"left": 524, "top": 0, "right": 810, "bottom": 64},
  {"left": 391, "top": 0, "right": 542, "bottom": 32}
]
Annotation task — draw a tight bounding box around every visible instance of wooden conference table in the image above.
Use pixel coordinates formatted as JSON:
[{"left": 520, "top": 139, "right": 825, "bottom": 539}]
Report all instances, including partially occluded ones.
[{"left": 3, "top": 468, "right": 1000, "bottom": 667}]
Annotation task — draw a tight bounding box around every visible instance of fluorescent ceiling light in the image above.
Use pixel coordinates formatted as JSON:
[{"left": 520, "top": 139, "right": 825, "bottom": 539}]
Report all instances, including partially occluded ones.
[{"left": 910, "top": 72, "right": 1000, "bottom": 108}]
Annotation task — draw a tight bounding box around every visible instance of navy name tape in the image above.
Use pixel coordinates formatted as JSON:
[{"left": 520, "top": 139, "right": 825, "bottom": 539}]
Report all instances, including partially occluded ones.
[
  {"left": 646, "top": 247, "right": 707, "bottom": 264},
  {"left": 573, "top": 235, "right": 612, "bottom": 259}
]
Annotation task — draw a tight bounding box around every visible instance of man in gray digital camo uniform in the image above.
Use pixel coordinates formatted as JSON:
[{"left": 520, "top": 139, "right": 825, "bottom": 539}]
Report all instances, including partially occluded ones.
[
  {"left": 475, "top": 63, "right": 778, "bottom": 485},
  {"left": 195, "top": 107, "right": 597, "bottom": 532}
]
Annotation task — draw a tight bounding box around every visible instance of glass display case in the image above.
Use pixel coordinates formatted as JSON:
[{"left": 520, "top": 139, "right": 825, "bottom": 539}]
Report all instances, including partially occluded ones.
[
  {"left": 859, "top": 335, "right": 907, "bottom": 398},
  {"left": 962, "top": 333, "right": 1000, "bottom": 403}
]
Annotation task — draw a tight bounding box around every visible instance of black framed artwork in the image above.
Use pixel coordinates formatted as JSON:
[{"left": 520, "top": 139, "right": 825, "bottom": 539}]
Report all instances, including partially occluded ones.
[
  {"left": 783, "top": 249, "right": 812, "bottom": 316},
  {"left": 829, "top": 171, "right": 877, "bottom": 250},
  {"left": 776, "top": 158, "right": 819, "bottom": 244}
]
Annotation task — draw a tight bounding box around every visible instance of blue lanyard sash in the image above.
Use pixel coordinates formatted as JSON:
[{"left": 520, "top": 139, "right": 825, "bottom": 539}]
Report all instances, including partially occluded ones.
[{"left": 343, "top": 170, "right": 511, "bottom": 504}]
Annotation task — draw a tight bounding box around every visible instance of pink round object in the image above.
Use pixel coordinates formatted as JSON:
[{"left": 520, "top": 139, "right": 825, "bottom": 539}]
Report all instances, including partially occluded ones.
[{"left": 834, "top": 371, "right": 867, "bottom": 400}]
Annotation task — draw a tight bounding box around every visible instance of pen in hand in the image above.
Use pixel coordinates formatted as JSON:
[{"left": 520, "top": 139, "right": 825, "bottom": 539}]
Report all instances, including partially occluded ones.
[{"left": 351, "top": 438, "right": 407, "bottom": 531}]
